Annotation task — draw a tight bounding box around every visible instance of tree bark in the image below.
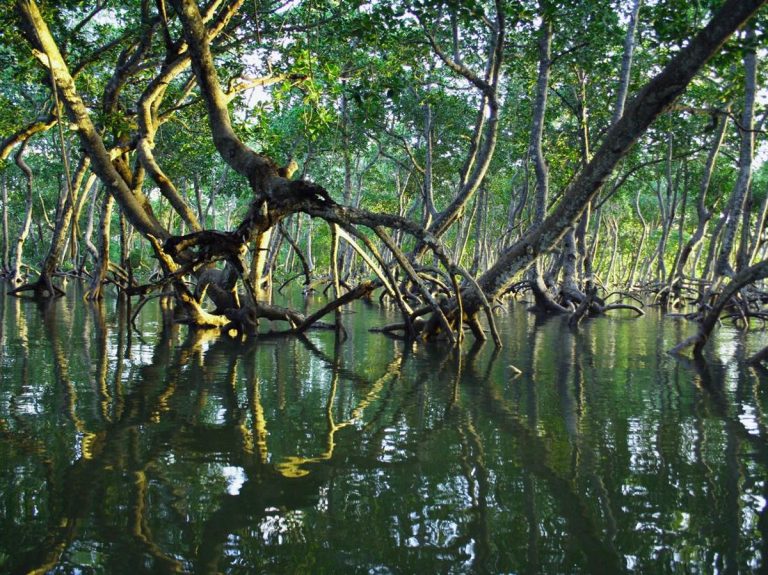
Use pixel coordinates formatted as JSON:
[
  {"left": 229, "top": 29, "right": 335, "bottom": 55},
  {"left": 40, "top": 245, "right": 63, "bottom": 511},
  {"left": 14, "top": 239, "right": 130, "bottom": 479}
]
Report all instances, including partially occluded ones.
[
  {"left": 42, "top": 157, "right": 90, "bottom": 282},
  {"left": 86, "top": 191, "right": 114, "bottom": 300},
  {"left": 1, "top": 174, "right": 9, "bottom": 274},
  {"left": 627, "top": 189, "right": 648, "bottom": 290},
  {"left": 16, "top": 0, "right": 167, "bottom": 239},
  {"left": 612, "top": 0, "right": 642, "bottom": 124},
  {"left": 416, "top": 0, "right": 505, "bottom": 246},
  {"left": 135, "top": 39, "right": 204, "bottom": 232},
  {"left": 714, "top": 25, "right": 757, "bottom": 278},
  {"left": 528, "top": 13, "right": 560, "bottom": 310},
  {"left": 653, "top": 138, "right": 678, "bottom": 286},
  {"left": 673, "top": 112, "right": 728, "bottom": 286},
  {"left": 168, "top": 0, "right": 276, "bottom": 198},
  {"left": 744, "top": 115, "right": 768, "bottom": 266},
  {"left": 422, "top": 102, "right": 437, "bottom": 228},
  {"left": 83, "top": 183, "right": 101, "bottom": 268},
  {"left": 0, "top": 113, "right": 56, "bottom": 162},
  {"left": 9, "top": 141, "right": 34, "bottom": 286}
]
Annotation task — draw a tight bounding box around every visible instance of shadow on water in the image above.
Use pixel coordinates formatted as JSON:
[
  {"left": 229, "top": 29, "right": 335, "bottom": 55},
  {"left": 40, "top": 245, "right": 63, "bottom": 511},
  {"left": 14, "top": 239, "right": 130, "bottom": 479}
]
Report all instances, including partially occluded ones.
[{"left": 1, "top": 283, "right": 767, "bottom": 573}]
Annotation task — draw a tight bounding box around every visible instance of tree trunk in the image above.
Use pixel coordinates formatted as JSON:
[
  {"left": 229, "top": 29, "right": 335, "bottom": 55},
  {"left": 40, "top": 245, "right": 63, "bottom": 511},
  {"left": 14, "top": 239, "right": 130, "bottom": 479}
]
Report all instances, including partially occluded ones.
[
  {"left": 715, "top": 25, "right": 757, "bottom": 279},
  {"left": 284, "top": 215, "right": 301, "bottom": 274},
  {"left": 654, "top": 135, "right": 678, "bottom": 286},
  {"left": 561, "top": 229, "right": 580, "bottom": 300},
  {"left": 612, "top": 0, "right": 642, "bottom": 124},
  {"left": 207, "top": 168, "right": 228, "bottom": 228},
  {"left": 470, "top": 185, "right": 490, "bottom": 276},
  {"left": 422, "top": 102, "right": 437, "bottom": 228},
  {"left": 529, "top": 13, "right": 558, "bottom": 310},
  {"left": 305, "top": 217, "right": 315, "bottom": 274},
  {"left": 1, "top": 174, "right": 9, "bottom": 274},
  {"left": 86, "top": 191, "right": 114, "bottom": 300},
  {"left": 673, "top": 112, "right": 728, "bottom": 287},
  {"left": 702, "top": 213, "right": 725, "bottom": 281},
  {"left": 17, "top": 0, "right": 167, "bottom": 240},
  {"left": 453, "top": 196, "right": 478, "bottom": 266},
  {"left": 82, "top": 183, "right": 101, "bottom": 271},
  {"left": 341, "top": 151, "right": 379, "bottom": 278},
  {"left": 667, "top": 166, "right": 689, "bottom": 301},
  {"left": 71, "top": 172, "right": 98, "bottom": 272},
  {"left": 249, "top": 205, "right": 273, "bottom": 302},
  {"left": 9, "top": 141, "right": 34, "bottom": 286},
  {"left": 572, "top": 67, "right": 593, "bottom": 296},
  {"left": 416, "top": 1, "right": 505, "bottom": 246},
  {"left": 605, "top": 217, "right": 620, "bottom": 287},
  {"left": 32, "top": 155, "right": 91, "bottom": 297},
  {"left": 745, "top": 118, "right": 768, "bottom": 266}
]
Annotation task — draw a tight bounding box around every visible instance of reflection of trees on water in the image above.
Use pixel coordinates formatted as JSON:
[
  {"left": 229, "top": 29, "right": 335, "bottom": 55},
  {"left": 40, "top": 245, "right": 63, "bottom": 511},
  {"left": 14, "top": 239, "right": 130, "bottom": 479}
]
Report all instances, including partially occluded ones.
[{"left": 0, "top": 296, "right": 767, "bottom": 572}]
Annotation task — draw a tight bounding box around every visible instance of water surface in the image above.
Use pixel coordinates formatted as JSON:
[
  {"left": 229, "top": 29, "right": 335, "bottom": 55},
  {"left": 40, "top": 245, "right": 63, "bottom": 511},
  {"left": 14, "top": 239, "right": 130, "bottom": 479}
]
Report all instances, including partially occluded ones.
[{"left": 1, "top": 283, "right": 766, "bottom": 573}]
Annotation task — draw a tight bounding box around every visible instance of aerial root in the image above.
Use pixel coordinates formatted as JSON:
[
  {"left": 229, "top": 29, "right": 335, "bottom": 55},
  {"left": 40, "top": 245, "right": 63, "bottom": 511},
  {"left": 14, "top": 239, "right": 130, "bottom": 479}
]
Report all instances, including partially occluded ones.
[{"left": 602, "top": 303, "right": 645, "bottom": 316}]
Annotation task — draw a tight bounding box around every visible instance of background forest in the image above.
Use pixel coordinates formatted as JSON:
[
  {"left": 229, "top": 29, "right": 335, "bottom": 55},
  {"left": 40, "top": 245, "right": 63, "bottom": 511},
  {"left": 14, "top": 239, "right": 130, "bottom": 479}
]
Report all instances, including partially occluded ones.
[{"left": 0, "top": 0, "right": 766, "bottom": 351}]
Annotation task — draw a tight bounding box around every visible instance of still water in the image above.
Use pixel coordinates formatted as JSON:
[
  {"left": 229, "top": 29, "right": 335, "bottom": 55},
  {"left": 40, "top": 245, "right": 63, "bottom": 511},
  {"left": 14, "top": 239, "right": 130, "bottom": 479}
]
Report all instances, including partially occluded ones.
[{"left": 0, "top": 282, "right": 766, "bottom": 574}]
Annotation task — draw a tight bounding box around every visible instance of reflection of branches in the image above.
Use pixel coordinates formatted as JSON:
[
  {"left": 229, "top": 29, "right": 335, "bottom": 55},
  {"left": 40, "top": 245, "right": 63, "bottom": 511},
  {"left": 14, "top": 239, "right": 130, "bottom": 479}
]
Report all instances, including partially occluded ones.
[
  {"left": 448, "top": 348, "right": 493, "bottom": 569},
  {"left": 6, "top": 308, "right": 202, "bottom": 574},
  {"left": 87, "top": 300, "right": 113, "bottom": 423},
  {"left": 482, "top": 382, "right": 626, "bottom": 574},
  {"left": 130, "top": 468, "right": 185, "bottom": 571},
  {"left": 681, "top": 354, "right": 768, "bottom": 463},
  {"left": 43, "top": 299, "right": 86, "bottom": 436},
  {"left": 574, "top": 333, "right": 618, "bottom": 543},
  {"left": 275, "top": 351, "right": 405, "bottom": 478}
]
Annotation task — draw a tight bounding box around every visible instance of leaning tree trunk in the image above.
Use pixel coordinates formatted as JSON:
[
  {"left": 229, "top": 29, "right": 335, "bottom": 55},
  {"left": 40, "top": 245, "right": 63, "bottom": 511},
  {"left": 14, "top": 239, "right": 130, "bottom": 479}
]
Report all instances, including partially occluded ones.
[
  {"left": 528, "top": 13, "right": 566, "bottom": 313},
  {"left": 612, "top": 0, "right": 642, "bottom": 124},
  {"left": 30, "top": 156, "right": 90, "bottom": 298},
  {"left": 9, "top": 140, "right": 34, "bottom": 287},
  {"left": 714, "top": 25, "right": 757, "bottom": 279},
  {"left": 414, "top": 0, "right": 505, "bottom": 250},
  {"left": 672, "top": 112, "right": 728, "bottom": 290},
  {"left": 85, "top": 191, "right": 114, "bottom": 300},
  {"left": 1, "top": 174, "right": 9, "bottom": 275},
  {"left": 463, "top": 0, "right": 766, "bottom": 320}
]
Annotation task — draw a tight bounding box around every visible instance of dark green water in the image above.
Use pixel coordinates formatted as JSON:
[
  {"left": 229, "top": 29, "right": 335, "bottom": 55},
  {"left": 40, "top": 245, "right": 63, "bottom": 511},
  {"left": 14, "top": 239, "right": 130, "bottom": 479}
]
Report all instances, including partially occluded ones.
[{"left": 1, "top": 282, "right": 767, "bottom": 574}]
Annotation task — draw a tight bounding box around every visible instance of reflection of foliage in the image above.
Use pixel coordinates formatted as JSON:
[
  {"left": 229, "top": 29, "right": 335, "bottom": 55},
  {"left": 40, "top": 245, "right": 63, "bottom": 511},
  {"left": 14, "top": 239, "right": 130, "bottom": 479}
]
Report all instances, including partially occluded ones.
[{"left": 1, "top": 294, "right": 767, "bottom": 572}]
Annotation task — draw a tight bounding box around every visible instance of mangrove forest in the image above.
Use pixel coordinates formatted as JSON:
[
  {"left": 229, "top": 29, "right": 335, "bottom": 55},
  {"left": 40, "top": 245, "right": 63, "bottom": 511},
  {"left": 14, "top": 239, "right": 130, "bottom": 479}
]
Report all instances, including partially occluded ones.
[{"left": 1, "top": 0, "right": 768, "bottom": 572}]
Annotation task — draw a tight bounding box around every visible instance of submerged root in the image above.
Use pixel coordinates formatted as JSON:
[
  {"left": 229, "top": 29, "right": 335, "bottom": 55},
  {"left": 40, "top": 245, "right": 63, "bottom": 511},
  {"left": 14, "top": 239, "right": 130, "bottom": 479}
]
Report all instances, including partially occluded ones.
[{"left": 8, "top": 273, "right": 66, "bottom": 299}]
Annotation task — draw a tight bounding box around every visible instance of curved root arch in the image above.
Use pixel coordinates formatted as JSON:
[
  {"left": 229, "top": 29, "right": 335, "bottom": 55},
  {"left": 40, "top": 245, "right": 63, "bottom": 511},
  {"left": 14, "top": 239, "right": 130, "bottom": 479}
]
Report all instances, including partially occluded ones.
[{"left": 136, "top": 196, "right": 502, "bottom": 347}]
